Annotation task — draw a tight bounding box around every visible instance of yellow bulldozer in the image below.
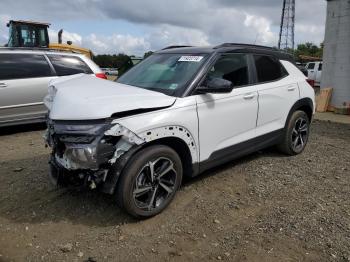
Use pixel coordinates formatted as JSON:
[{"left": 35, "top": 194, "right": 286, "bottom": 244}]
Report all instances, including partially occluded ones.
[{"left": 6, "top": 20, "right": 93, "bottom": 58}]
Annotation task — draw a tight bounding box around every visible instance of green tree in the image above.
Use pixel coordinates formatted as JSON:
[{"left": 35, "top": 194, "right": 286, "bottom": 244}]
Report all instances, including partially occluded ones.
[
  {"left": 143, "top": 51, "right": 154, "bottom": 58},
  {"left": 295, "top": 42, "right": 323, "bottom": 58},
  {"left": 93, "top": 53, "right": 132, "bottom": 70}
]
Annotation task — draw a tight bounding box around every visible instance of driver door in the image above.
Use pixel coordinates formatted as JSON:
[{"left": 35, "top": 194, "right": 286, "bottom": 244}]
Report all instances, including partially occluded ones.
[{"left": 195, "top": 53, "right": 258, "bottom": 163}]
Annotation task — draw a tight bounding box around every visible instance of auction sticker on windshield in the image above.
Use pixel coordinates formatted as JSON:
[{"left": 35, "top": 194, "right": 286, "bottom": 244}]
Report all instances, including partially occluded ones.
[{"left": 178, "top": 56, "right": 204, "bottom": 62}]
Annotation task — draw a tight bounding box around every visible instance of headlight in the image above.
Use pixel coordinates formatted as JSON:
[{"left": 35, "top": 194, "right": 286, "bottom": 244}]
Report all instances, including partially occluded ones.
[
  {"left": 55, "top": 144, "right": 98, "bottom": 170},
  {"left": 43, "top": 85, "right": 57, "bottom": 110},
  {"left": 53, "top": 122, "right": 110, "bottom": 135}
]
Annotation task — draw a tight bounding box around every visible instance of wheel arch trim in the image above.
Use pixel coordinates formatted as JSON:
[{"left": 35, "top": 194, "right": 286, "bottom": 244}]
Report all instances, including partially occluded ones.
[
  {"left": 285, "top": 97, "right": 314, "bottom": 128},
  {"left": 101, "top": 125, "right": 198, "bottom": 194}
]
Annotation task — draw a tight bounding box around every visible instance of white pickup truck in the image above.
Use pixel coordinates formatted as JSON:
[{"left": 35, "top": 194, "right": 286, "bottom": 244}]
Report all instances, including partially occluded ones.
[{"left": 305, "top": 61, "right": 322, "bottom": 87}]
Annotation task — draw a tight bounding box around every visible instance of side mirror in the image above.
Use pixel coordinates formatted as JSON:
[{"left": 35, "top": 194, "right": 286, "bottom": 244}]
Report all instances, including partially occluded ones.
[{"left": 196, "top": 77, "right": 233, "bottom": 94}]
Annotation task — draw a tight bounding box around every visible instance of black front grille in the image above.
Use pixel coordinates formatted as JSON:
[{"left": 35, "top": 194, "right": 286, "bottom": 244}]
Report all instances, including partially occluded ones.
[{"left": 58, "top": 135, "right": 95, "bottom": 144}]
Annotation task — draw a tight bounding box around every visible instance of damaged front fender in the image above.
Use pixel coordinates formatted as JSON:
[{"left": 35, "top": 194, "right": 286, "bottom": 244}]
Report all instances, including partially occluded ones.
[{"left": 104, "top": 123, "right": 146, "bottom": 164}]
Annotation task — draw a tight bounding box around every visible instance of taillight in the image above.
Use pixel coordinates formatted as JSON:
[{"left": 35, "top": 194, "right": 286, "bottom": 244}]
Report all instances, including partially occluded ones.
[
  {"left": 95, "top": 73, "right": 107, "bottom": 79},
  {"left": 306, "top": 79, "right": 315, "bottom": 87}
]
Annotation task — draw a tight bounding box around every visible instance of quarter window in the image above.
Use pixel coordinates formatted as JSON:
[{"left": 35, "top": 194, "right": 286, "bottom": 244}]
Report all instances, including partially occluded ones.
[
  {"left": 254, "top": 55, "right": 287, "bottom": 83},
  {"left": 48, "top": 55, "right": 93, "bottom": 76},
  {"left": 0, "top": 53, "right": 52, "bottom": 80},
  {"left": 318, "top": 63, "right": 322, "bottom": 71},
  {"left": 206, "top": 54, "right": 249, "bottom": 87}
]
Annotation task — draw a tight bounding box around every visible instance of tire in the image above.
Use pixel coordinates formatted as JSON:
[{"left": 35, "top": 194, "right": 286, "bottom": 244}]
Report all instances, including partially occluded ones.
[
  {"left": 116, "top": 145, "right": 183, "bottom": 218},
  {"left": 278, "top": 110, "right": 310, "bottom": 155}
]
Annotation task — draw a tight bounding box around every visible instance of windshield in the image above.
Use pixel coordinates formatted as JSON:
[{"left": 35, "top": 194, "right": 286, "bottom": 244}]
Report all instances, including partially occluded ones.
[{"left": 117, "top": 53, "right": 208, "bottom": 96}]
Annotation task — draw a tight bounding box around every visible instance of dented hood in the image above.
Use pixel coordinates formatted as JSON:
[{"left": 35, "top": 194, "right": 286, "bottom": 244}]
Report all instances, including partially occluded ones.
[{"left": 48, "top": 74, "right": 176, "bottom": 120}]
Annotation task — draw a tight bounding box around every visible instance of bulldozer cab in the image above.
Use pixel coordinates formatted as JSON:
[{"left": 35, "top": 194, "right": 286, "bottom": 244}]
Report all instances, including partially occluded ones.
[{"left": 7, "top": 20, "right": 50, "bottom": 48}]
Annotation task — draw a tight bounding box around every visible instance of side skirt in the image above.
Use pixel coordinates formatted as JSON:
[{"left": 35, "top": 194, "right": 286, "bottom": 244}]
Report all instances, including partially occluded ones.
[{"left": 197, "top": 129, "right": 284, "bottom": 175}]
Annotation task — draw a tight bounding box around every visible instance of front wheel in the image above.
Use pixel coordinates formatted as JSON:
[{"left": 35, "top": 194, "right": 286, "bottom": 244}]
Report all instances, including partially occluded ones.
[
  {"left": 278, "top": 110, "right": 310, "bottom": 155},
  {"left": 116, "top": 145, "right": 183, "bottom": 218}
]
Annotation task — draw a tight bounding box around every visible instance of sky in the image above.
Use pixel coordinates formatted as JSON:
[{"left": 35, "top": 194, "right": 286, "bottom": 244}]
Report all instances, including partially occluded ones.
[{"left": 0, "top": 0, "right": 327, "bottom": 56}]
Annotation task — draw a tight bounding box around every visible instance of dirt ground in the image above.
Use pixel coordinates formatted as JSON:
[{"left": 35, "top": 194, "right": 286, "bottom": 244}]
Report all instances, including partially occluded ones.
[{"left": 0, "top": 120, "right": 349, "bottom": 262}]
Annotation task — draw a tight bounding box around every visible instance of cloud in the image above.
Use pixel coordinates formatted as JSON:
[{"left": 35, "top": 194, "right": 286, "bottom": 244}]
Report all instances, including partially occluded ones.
[
  {"left": 84, "top": 33, "right": 150, "bottom": 55},
  {"left": 244, "top": 14, "right": 277, "bottom": 45},
  {"left": 0, "top": 14, "right": 11, "bottom": 45},
  {"left": 0, "top": 0, "right": 327, "bottom": 53},
  {"left": 147, "top": 25, "right": 210, "bottom": 51},
  {"left": 48, "top": 29, "right": 83, "bottom": 46}
]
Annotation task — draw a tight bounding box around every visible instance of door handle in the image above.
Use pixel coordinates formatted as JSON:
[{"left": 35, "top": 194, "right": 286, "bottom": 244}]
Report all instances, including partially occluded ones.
[
  {"left": 287, "top": 86, "right": 296, "bottom": 91},
  {"left": 243, "top": 93, "right": 255, "bottom": 100},
  {"left": 0, "top": 83, "right": 7, "bottom": 88}
]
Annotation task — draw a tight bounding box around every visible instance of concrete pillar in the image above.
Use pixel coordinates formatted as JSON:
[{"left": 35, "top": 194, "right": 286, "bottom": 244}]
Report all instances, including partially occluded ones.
[{"left": 321, "top": 0, "right": 350, "bottom": 113}]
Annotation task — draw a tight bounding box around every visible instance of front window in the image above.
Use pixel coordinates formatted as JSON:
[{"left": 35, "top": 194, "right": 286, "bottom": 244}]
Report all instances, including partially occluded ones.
[
  {"left": 206, "top": 54, "right": 249, "bottom": 87},
  {"left": 117, "top": 53, "right": 208, "bottom": 96}
]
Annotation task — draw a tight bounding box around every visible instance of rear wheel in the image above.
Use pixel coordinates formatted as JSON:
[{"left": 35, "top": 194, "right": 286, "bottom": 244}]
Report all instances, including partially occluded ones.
[
  {"left": 278, "top": 110, "right": 310, "bottom": 155},
  {"left": 116, "top": 145, "right": 182, "bottom": 218}
]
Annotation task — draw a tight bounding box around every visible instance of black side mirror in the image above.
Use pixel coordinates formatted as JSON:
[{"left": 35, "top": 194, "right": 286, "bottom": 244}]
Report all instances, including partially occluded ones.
[{"left": 196, "top": 77, "right": 233, "bottom": 94}]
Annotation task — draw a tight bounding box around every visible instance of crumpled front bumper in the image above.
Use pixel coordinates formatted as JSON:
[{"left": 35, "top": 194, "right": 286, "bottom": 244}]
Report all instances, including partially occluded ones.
[{"left": 45, "top": 119, "right": 145, "bottom": 192}]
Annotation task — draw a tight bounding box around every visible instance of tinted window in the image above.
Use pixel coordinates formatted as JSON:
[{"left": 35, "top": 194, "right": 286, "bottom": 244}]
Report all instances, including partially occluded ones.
[
  {"left": 207, "top": 54, "right": 249, "bottom": 87},
  {"left": 48, "top": 55, "right": 93, "bottom": 76},
  {"left": 318, "top": 63, "right": 322, "bottom": 71},
  {"left": 307, "top": 63, "right": 315, "bottom": 70},
  {"left": 0, "top": 53, "right": 52, "bottom": 80},
  {"left": 254, "top": 55, "right": 287, "bottom": 83}
]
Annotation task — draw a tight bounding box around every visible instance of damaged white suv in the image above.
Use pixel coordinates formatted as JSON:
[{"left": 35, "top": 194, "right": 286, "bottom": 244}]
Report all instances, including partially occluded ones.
[{"left": 45, "top": 44, "right": 315, "bottom": 217}]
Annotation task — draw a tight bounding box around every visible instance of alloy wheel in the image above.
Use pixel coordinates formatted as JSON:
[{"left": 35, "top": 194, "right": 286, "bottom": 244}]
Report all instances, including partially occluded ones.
[
  {"left": 133, "top": 157, "right": 177, "bottom": 211},
  {"left": 291, "top": 117, "right": 309, "bottom": 152}
]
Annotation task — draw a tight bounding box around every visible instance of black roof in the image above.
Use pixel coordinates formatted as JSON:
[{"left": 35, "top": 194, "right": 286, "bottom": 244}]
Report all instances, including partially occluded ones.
[{"left": 157, "top": 43, "right": 294, "bottom": 62}]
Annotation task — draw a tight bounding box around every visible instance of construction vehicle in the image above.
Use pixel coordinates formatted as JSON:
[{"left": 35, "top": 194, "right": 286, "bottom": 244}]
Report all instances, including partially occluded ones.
[{"left": 6, "top": 20, "right": 93, "bottom": 58}]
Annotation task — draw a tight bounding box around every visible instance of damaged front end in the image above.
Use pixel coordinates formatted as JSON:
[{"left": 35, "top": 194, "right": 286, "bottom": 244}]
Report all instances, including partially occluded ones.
[{"left": 45, "top": 119, "right": 145, "bottom": 194}]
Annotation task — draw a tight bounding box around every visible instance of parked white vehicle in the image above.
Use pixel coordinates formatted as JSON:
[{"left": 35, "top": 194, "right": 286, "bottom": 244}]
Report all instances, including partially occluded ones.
[
  {"left": 0, "top": 48, "right": 106, "bottom": 127},
  {"left": 45, "top": 44, "right": 315, "bottom": 217},
  {"left": 305, "top": 61, "right": 322, "bottom": 87}
]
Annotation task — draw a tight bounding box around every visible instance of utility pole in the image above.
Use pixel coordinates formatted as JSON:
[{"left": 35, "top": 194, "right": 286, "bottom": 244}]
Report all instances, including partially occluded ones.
[{"left": 278, "top": 0, "right": 295, "bottom": 50}]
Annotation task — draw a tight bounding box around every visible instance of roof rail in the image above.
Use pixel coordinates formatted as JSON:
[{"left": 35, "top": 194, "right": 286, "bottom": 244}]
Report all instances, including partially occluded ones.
[
  {"left": 162, "top": 45, "right": 193, "bottom": 50},
  {"left": 214, "top": 43, "right": 276, "bottom": 50},
  {"left": 0, "top": 47, "right": 81, "bottom": 54}
]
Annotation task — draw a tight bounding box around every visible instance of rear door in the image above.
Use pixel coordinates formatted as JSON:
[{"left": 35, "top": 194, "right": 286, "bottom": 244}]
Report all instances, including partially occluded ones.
[
  {"left": 0, "top": 53, "right": 55, "bottom": 124},
  {"left": 254, "top": 55, "right": 300, "bottom": 136}
]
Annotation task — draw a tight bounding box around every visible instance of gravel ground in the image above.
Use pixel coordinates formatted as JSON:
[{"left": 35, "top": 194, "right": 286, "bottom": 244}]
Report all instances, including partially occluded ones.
[{"left": 0, "top": 120, "right": 349, "bottom": 262}]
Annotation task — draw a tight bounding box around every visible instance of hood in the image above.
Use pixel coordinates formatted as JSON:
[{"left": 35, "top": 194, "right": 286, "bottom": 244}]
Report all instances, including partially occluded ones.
[{"left": 48, "top": 74, "right": 176, "bottom": 120}]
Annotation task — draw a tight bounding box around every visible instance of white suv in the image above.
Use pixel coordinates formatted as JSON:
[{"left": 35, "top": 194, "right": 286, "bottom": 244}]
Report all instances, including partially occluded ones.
[
  {"left": 45, "top": 44, "right": 315, "bottom": 218},
  {"left": 0, "top": 48, "right": 105, "bottom": 127}
]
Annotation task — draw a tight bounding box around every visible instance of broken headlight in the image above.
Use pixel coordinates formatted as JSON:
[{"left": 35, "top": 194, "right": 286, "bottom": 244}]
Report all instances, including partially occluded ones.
[
  {"left": 53, "top": 122, "right": 110, "bottom": 136},
  {"left": 50, "top": 121, "right": 115, "bottom": 170},
  {"left": 55, "top": 143, "right": 99, "bottom": 170}
]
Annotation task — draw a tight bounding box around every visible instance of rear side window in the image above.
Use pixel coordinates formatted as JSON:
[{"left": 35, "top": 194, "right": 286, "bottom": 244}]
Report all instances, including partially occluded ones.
[
  {"left": 0, "top": 53, "right": 52, "bottom": 80},
  {"left": 253, "top": 55, "right": 287, "bottom": 83},
  {"left": 48, "top": 55, "right": 93, "bottom": 76},
  {"left": 318, "top": 63, "right": 322, "bottom": 71}
]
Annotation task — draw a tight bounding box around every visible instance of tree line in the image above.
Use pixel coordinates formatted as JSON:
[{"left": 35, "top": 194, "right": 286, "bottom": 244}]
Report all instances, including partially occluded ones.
[{"left": 92, "top": 42, "right": 323, "bottom": 71}]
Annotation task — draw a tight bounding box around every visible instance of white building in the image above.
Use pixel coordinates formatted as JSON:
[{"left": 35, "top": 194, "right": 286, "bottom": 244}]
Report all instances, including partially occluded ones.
[{"left": 321, "top": 0, "right": 350, "bottom": 113}]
